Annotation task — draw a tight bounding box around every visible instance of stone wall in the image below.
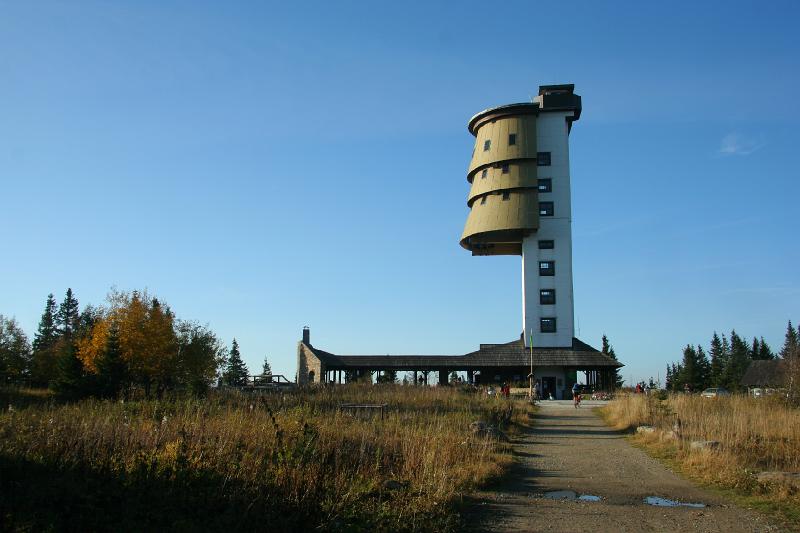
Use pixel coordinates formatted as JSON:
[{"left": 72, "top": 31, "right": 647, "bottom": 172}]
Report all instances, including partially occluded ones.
[{"left": 296, "top": 342, "right": 325, "bottom": 385}]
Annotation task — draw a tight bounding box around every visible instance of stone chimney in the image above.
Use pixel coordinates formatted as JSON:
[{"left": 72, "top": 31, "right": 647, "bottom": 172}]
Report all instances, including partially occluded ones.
[{"left": 302, "top": 326, "right": 310, "bottom": 345}]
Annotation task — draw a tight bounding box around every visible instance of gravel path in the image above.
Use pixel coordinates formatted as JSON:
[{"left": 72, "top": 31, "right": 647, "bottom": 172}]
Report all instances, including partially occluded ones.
[{"left": 465, "top": 400, "right": 782, "bottom": 532}]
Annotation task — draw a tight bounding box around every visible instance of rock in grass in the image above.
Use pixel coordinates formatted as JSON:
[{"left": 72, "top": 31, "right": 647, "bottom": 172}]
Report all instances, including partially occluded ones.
[
  {"left": 636, "top": 425, "right": 656, "bottom": 434},
  {"left": 470, "top": 421, "right": 488, "bottom": 434},
  {"left": 757, "top": 472, "right": 800, "bottom": 489},
  {"left": 469, "top": 421, "right": 506, "bottom": 440},
  {"left": 382, "top": 479, "right": 407, "bottom": 492},
  {"left": 690, "top": 440, "right": 720, "bottom": 451}
]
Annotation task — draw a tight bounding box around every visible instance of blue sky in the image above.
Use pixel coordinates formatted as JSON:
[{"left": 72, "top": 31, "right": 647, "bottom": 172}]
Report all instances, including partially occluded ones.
[{"left": 1, "top": 1, "right": 798, "bottom": 384}]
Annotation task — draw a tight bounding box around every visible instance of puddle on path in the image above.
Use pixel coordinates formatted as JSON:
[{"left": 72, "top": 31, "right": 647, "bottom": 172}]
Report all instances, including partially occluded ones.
[
  {"left": 644, "top": 496, "right": 705, "bottom": 508},
  {"left": 543, "top": 490, "right": 601, "bottom": 502}
]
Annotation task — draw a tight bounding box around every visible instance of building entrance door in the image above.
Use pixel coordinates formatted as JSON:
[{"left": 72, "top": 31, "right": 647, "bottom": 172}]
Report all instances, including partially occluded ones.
[{"left": 542, "top": 377, "right": 556, "bottom": 400}]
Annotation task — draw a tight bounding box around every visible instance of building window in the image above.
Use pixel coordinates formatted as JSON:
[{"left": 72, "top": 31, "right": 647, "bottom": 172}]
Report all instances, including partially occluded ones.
[
  {"left": 540, "top": 289, "right": 556, "bottom": 305},
  {"left": 480, "top": 196, "right": 486, "bottom": 205},
  {"left": 537, "top": 152, "right": 551, "bottom": 166},
  {"left": 538, "top": 240, "right": 554, "bottom": 249},
  {"left": 483, "top": 139, "right": 491, "bottom": 151},
  {"left": 508, "top": 133, "right": 517, "bottom": 146},
  {"left": 539, "top": 201, "right": 554, "bottom": 216},
  {"left": 481, "top": 168, "right": 488, "bottom": 179},
  {"left": 538, "top": 178, "right": 552, "bottom": 192},
  {"left": 502, "top": 191, "right": 510, "bottom": 201},
  {"left": 539, "top": 261, "right": 555, "bottom": 276},
  {"left": 540, "top": 317, "right": 557, "bottom": 333},
  {"left": 501, "top": 163, "right": 509, "bottom": 174}
]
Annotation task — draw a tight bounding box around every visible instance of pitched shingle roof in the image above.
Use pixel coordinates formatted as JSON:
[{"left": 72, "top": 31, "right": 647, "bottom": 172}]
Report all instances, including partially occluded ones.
[
  {"left": 308, "top": 336, "right": 623, "bottom": 370},
  {"left": 741, "top": 360, "right": 787, "bottom": 387}
]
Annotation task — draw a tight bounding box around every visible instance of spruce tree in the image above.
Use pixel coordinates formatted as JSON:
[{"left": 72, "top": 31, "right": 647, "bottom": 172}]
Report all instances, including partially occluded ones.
[
  {"left": 709, "top": 332, "right": 725, "bottom": 387},
  {"left": 757, "top": 337, "right": 774, "bottom": 360},
  {"left": 696, "top": 346, "right": 711, "bottom": 390},
  {"left": 33, "top": 294, "right": 58, "bottom": 352},
  {"left": 56, "top": 288, "right": 80, "bottom": 338},
  {"left": 725, "top": 330, "right": 751, "bottom": 391},
  {"left": 223, "top": 339, "right": 249, "bottom": 386},
  {"left": 31, "top": 293, "right": 59, "bottom": 384},
  {"left": 261, "top": 356, "right": 272, "bottom": 376},
  {"left": 779, "top": 320, "right": 799, "bottom": 359},
  {"left": 678, "top": 345, "right": 698, "bottom": 391},
  {"left": 52, "top": 342, "right": 86, "bottom": 399},
  {"left": 750, "top": 337, "right": 775, "bottom": 360},
  {"left": 95, "top": 323, "right": 127, "bottom": 398},
  {"left": 670, "top": 363, "right": 682, "bottom": 391},
  {"left": 751, "top": 337, "right": 760, "bottom": 360},
  {"left": 601, "top": 334, "right": 624, "bottom": 389}
]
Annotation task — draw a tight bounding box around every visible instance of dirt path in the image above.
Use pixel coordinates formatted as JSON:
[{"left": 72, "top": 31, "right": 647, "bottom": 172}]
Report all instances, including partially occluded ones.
[{"left": 466, "top": 400, "right": 782, "bottom": 532}]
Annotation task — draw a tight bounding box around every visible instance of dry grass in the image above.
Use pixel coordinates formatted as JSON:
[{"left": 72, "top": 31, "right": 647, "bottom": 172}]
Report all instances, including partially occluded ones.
[
  {"left": 603, "top": 393, "right": 800, "bottom": 513},
  {"left": 0, "top": 385, "right": 519, "bottom": 532}
]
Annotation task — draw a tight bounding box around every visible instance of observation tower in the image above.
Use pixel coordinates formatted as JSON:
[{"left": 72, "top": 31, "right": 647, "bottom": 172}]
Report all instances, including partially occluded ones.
[
  {"left": 461, "top": 84, "right": 582, "bottom": 348},
  {"left": 297, "top": 83, "right": 621, "bottom": 395}
]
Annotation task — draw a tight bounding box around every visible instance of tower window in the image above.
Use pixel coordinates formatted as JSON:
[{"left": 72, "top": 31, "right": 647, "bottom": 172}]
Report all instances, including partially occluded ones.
[
  {"left": 483, "top": 140, "right": 491, "bottom": 151},
  {"left": 540, "top": 317, "right": 557, "bottom": 333},
  {"left": 481, "top": 169, "right": 488, "bottom": 179},
  {"left": 501, "top": 163, "right": 509, "bottom": 174},
  {"left": 508, "top": 133, "right": 517, "bottom": 146},
  {"left": 538, "top": 240, "right": 554, "bottom": 249},
  {"left": 538, "top": 179, "right": 552, "bottom": 192},
  {"left": 502, "top": 191, "right": 510, "bottom": 201},
  {"left": 540, "top": 289, "right": 556, "bottom": 305},
  {"left": 539, "top": 261, "right": 555, "bottom": 276},
  {"left": 537, "top": 152, "right": 551, "bottom": 166},
  {"left": 480, "top": 196, "right": 486, "bottom": 205},
  {"left": 539, "top": 201, "right": 554, "bottom": 216}
]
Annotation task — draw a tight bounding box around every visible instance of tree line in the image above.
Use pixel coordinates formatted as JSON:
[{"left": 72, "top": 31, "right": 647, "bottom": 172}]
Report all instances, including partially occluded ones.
[
  {"left": 665, "top": 320, "right": 799, "bottom": 393},
  {"left": 0, "top": 288, "right": 273, "bottom": 398}
]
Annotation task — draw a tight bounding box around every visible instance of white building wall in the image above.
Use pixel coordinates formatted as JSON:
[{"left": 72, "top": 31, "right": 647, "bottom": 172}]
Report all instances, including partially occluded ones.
[
  {"left": 522, "top": 111, "right": 575, "bottom": 347},
  {"left": 533, "top": 366, "right": 568, "bottom": 400}
]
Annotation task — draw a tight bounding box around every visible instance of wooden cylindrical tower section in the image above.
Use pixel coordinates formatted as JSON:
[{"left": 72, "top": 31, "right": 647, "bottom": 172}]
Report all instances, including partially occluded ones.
[{"left": 461, "top": 103, "right": 541, "bottom": 256}]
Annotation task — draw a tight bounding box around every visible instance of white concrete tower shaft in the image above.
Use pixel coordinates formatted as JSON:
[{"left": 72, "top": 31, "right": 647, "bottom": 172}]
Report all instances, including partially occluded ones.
[
  {"left": 522, "top": 109, "right": 576, "bottom": 347},
  {"left": 460, "top": 84, "right": 581, "bottom": 349}
]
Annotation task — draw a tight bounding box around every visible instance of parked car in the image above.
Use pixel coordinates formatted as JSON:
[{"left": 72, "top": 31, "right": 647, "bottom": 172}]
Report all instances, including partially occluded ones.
[
  {"left": 701, "top": 387, "right": 730, "bottom": 398},
  {"left": 751, "top": 387, "right": 781, "bottom": 398}
]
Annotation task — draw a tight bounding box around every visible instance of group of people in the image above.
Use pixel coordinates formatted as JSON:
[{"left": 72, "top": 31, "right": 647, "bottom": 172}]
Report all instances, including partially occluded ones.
[
  {"left": 484, "top": 384, "right": 512, "bottom": 398},
  {"left": 486, "top": 381, "right": 591, "bottom": 405}
]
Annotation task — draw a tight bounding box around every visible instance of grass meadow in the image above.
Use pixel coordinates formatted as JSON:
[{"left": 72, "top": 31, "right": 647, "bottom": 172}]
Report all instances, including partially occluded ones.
[
  {"left": 0, "top": 385, "right": 520, "bottom": 532},
  {"left": 603, "top": 393, "right": 800, "bottom": 524}
]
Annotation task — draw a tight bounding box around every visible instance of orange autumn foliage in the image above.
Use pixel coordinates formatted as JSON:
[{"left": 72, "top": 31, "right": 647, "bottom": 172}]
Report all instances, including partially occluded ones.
[
  {"left": 76, "top": 317, "right": 109, "bottom": 373},
  {"left": 76, "top": 290, "right": 177, "bottom": 388}
]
